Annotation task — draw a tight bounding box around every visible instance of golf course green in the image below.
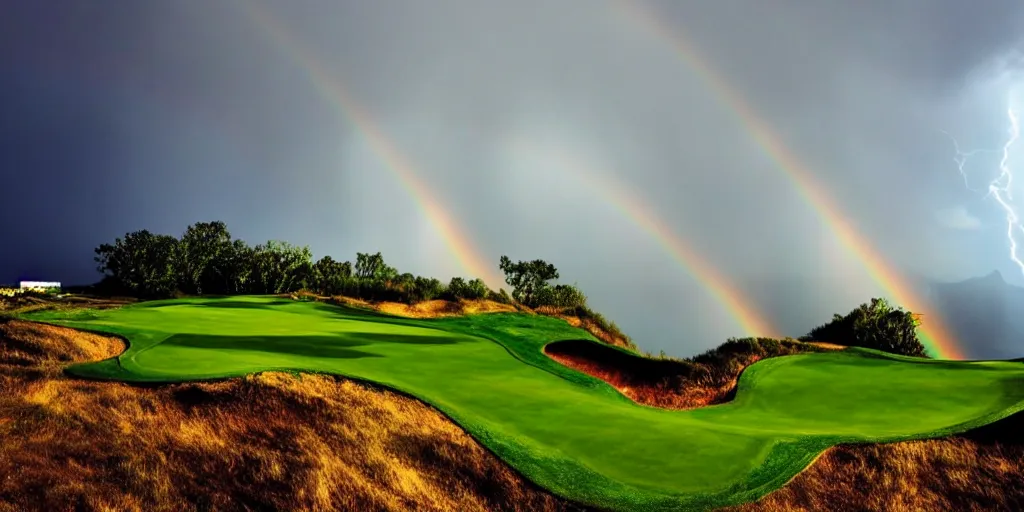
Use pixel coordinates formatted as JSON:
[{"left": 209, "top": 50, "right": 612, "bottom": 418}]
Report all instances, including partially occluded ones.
[{"left": 20, "top": 296, "right": 1024, "bottom": 511}]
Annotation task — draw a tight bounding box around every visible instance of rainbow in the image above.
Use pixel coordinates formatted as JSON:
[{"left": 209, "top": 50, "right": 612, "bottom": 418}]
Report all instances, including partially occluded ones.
[
  {"left": 511, "top": 138, "right": 780, "bottom": 338},
  {"left": 615, "top": 0, "right": 965, "bottom": 359},
  {"left": 236, "top": 2, "right": 503, "bottom": 289}
]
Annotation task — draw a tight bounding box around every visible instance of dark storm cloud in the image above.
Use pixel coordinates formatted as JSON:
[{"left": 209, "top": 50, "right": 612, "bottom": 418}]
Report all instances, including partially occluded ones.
[
  {"left": 4, "top": 1, "right": 1024, "bottom": 355},
  {"left": 1, "top": 1, "right": 365, "bottom": 283}
]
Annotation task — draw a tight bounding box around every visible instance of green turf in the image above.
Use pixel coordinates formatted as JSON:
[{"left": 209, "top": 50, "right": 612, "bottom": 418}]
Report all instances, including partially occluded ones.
[{"left": 21, "top": 296, "right": 1024, "bottom": 511}]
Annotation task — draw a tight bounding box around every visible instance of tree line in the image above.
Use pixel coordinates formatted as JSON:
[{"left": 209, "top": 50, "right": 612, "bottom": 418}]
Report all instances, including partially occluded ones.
[
  {"left": 91, "top": 221, "right": 928, "bottom": 358},
  {"left": 92, "top": 221, "right": 589, "bottom": 309}
]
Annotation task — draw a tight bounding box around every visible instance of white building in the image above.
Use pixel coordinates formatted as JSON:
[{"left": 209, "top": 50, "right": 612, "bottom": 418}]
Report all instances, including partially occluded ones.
[{"left": 19, "top": 281, "right": 61, "bottom": 292}]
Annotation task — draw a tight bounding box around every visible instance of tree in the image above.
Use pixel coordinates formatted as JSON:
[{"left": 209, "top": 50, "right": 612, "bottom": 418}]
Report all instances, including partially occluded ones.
[
  {"left": 498, "top": 255, "right": 559, "bottom": 306},
  {"left": 263, "top": 241, "right": 313, "bottom": 294},
  {"left": 354, "top": 252, "right": 397, "bottom": 282},
  {"left": 410, "top": 276, "right": 444, "bottom": 302},
  {"left": 463, "top": 278, "right": 489, "bottom": 300},
  {"left": 250, "top": 242, "right": 278, "bottom": 294},
  {"left": 447, "top": 276, "right": 468, "bottom": 299},
  {"left": 394, "top": 272, "right": 416, "bottom": 290},
  {"left": 313, "top": 255, "right": 353, "bottom": 296},
  {"left": 281, "top": 244, "right": 314, "bottom": 292},
  {"left": 803, "top": 297, "right": 928, "bottom": 357},
  {"left": 248, "top": 241, "right": 312, "bottom": 294},
  {"left": 205, "top": 237, "right": 253, "bottom": 295},
  {"left": 355, "top": 252, "right": 382, "bottom": 280},
  {"left": 445, "top": 276, "right": 489, "bottom": 301},
  {"left": 176, "top": 221, "right": 232, "bottom": 295},
  {"left": 230, "top": 239, "right": 256, "bottom": 294},
  {"left": 94, "top": 230, "right": 178, "bottom": 297}
]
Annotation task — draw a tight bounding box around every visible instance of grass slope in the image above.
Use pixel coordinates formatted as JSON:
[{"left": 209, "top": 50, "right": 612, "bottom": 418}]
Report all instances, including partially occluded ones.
[{"left": 21, "top": 296, "right": 1024, "bottom": 511}]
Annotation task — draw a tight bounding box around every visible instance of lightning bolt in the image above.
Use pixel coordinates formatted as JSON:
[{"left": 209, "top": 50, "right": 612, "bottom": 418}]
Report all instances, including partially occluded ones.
[
  {"left": 948, "top": 105, "right": 1024, "bottom": 276},
  {"left": 987, "top": 108, "right": 1023, "bottom": 275},
  {"left": 941, "top": 130, "right": 998, "bottom": 193}
]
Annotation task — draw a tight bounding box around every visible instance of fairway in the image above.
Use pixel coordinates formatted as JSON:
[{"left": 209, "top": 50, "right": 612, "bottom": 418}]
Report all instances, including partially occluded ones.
[{"left": 23, "top": 297, "right": 1024, "bottom": 511}]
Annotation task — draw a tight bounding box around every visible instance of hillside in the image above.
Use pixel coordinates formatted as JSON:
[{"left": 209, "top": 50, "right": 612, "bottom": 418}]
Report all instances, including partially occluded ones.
[
  {"left": 548, "top": 326, "right": 1024, "bottom": 511},
  {"left": 6, "top": 296, "right": 1023, "bottom": 511},
  {"left": 0, "top": 317, "right": 581, "bottom": 512},
  {"left": 3, "top": 306, "right": 1024, "bottom": 511}
]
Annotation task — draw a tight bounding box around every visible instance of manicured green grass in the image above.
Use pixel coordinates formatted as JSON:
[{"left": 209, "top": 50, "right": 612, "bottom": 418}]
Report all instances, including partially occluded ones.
[{"left": 21, "top": 296, "right": 1024, "bottom": 511}]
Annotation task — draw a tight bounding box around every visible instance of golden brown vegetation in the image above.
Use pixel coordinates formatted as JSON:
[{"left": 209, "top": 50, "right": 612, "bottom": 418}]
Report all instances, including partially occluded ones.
[
  {"left": 533, "top": 306, "right": 635, "bottom": 349},
  {"left": 0, "top": 295, "right": 133, "bottom": 316},
  {"left": 733, "top": 416, "right": 1024, "bottom": 512},
  {"left": 322, "top": 295, "right": 633, "bottom": 349},
  {"left": 375, "top": 299, "right": 518, "bottom": 318},
  {"left": 320, "top": 295, "right": 518, "bottom": 318},
  {"left": 0, "top": 318, "right": 582, "bottom": 512}
]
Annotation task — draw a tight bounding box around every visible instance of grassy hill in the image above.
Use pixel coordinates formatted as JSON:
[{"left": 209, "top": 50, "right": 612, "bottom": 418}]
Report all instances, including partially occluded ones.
[
  {"left": 0, "top": 316, "right": 580, "bottom": 512},
  {"left": 15, "top": 295, "right": 1024, "bottom": 511}
]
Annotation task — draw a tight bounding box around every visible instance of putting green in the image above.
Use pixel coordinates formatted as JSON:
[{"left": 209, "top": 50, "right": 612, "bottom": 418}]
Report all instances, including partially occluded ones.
[{"left": 21, "top": 296, "right": 1024, "bottom": 511}]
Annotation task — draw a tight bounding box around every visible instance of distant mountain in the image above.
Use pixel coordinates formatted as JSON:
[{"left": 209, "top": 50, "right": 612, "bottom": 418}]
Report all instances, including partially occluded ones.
[
  {"left": 736, "top": 270, "right": 1024, "bottom": 359},
  {"left": 926, "top": 270, "right": 1024, "bottom": 360}
]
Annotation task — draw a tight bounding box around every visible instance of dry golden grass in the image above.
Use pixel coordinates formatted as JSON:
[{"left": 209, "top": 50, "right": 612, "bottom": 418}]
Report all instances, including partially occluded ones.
[
  {"left": 804, "top": 341, "right": 847, "bottom": 350},
  {"left": 0, "top": 318, "right": 124, "bottom": 371},
  {"left": 322, "top": 295, "right": 633, "bottom": 349},
  {"left": 374, "top": 299, "right": 517, "bottom": 318},
  {"left": 0, "top": 295, "right": 132, "bottom": 316},
  {"left": 0, "top": 318, "right": 582, "bottom": 512},
  {"left": 321, "top": 296, "right": 518, "bottom": 319},
  {"left": 734, "top": 424, "right": 1024, "bottom": 512}
]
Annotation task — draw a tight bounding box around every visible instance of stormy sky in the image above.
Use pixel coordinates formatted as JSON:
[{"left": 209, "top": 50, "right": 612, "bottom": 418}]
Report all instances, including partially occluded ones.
[{"left": 3, "top": 0, "right": 1024, "bottom": 356}]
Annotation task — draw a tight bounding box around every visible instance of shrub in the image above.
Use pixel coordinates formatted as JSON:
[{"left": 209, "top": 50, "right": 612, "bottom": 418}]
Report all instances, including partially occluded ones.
[
  {"left": 409, "top": 277, "right": 444, "bottom": 303},
  {"left": 488, "top": 288, "right": 513, "bottom": 305},
  {"left": 290, "top": 290, "right": 318, "bottom": 302},
  {"left": 446, "top": 277, "right": 468, "bottom": 300},
  {"left": 533, "top": 283, "right": 587, "bottom": 308},
  {"left": 570, "top": 305, "right": 638, "bottom": 352},
  {"left": 463, "top": 278, "right": 489, "bottom": 300},
  {"left": 553, "top": 284, "right": 587, "bottom": 308},
  {"left": 532, "top": 286, "right": 556, "bottom": 307},
  {"left": 803, "top": 298, "right": 927, "bottom": 358},
  {"left": 498, "top": 255, "right": 559, "bottom": 306},
  {"left": 680, "top": 337, "right": 826, "bottom": 391}
]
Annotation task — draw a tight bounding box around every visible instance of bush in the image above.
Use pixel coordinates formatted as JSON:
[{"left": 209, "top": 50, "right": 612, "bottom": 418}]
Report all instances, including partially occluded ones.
[
  {"left": 463, "top": 278, "right": 489, "bottom": 300},
  {"left": 532, "top": 286, "right": 555, "bottom": 307},
  {"left": 553, "top": 284, "right": 587, "bottom": 308},
  {"left": 533, "top": 283, "right": 588, "bottom": 308},
  {"left": 679, "top": 337, "right": 825, "bottom": 390},
  {"left": 488, "top": 288, "right": 513, "bottom": 305},
  {"left": 446, "top": 277, "right": 468, "bottom": 300},
  {"left": 290, "top": 290, "right": 317, "bottom": 302},
  {"left": 409, "top": 277, "right": 444, "bottom": 303},
  {"left": 570, "top": 304, "right": 638, "bottom": 352},
  {"left": 803, "top": 298, "right": 928, "bottom": 357}
]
